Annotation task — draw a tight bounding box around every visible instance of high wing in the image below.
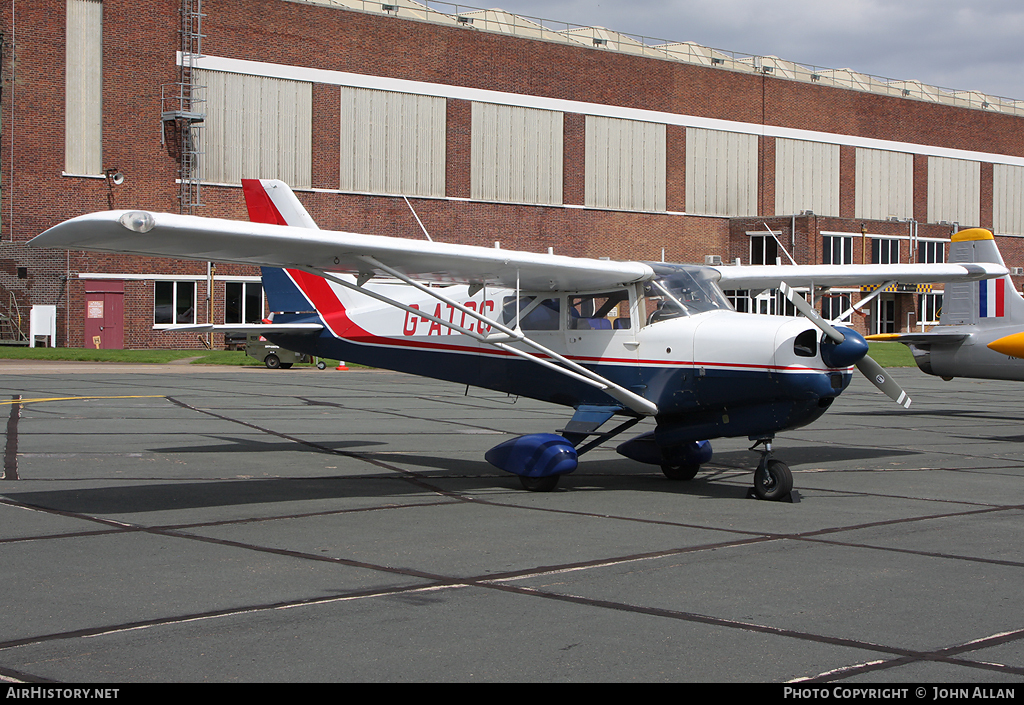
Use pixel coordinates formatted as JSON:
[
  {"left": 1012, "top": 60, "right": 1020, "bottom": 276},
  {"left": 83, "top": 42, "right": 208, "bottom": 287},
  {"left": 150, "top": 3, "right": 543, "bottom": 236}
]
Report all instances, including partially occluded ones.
[
  {"left": 32, "top": 210, "right": 1007, "bottom": 295},
  {"left": 712, "top": 262, "right": 1008, "bottom": 290},
  {"left": 30, "top": 210, "right": 655, "bottom": 293}
]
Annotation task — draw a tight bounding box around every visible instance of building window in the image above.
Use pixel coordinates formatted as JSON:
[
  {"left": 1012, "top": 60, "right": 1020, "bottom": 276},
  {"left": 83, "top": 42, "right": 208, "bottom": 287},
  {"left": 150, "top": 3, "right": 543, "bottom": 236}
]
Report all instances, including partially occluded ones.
[
  {"left": 918, "top": 240, "right": 945, "bottom": 264},
  {"left": 823, "top": 235, "right": 853, "bottom": 265},
  {"left": 225, "top": 282, "right": 264, "bottom": 324},
  {"left": 919, "top": 293, "right": 943, "bottom": 325},
  {"left": 723, "top": 290, "right": 750, "bottom": 313},
  {"left": 154, "top": 281, "right": 196, "bottom": 325},
  {"left": 872, "top": 238, "right": 900, "bottom": 264},
  {"left": 750, "top": 234, "right": 779, "bottom": 265},
  {"left": 821, "top": 294, "right": 851, "bottom": 322}
]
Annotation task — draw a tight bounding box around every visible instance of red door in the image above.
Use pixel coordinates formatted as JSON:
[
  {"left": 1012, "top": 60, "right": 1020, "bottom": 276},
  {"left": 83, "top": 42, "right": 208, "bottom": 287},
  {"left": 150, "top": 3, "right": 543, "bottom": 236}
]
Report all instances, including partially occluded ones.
[{"left": 83, "top": 280, "right": 124, "bottom": 349}]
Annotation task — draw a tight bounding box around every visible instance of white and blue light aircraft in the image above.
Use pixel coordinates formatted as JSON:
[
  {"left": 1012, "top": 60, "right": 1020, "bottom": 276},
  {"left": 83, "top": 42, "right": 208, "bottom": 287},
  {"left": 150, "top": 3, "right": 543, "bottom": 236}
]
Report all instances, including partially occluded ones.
[{"left": 28, "top": 180, "right": 1007, "bottom": 500}]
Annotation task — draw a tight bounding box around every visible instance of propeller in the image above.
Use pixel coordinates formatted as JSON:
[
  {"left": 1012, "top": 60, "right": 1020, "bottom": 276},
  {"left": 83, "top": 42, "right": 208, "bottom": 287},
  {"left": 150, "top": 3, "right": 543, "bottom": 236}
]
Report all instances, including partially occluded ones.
[{"left": 780, "top": 282, "right": 912, "bottom": 408}]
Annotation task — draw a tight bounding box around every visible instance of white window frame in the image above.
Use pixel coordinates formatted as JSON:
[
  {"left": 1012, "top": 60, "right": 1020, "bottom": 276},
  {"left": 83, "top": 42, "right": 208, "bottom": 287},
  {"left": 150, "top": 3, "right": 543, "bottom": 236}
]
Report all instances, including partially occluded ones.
[
  {"left": 822, "top": 234, "right": 854, "bottom": 265},
  {"left": 154, "top": 281, "right": 198, "bottom": 327},
  {"left": 917, "top": 238, "right": 947, "bottom": 264},
  {"left": 871, "top": 237, "right": 901, "bottom": 265},
  {"left": 749, "top": 233, "right": 780, "bottom": 265},
  {"left": 225, "top": 281, "right": 265, "bottom": 325}
]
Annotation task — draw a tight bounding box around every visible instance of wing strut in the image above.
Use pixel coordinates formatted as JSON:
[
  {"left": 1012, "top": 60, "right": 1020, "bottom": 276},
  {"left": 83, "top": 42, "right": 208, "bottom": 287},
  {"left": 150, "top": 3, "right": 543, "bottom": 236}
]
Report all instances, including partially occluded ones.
[{"left": 303, "top": 262, "right": 659, "bottom": 417}]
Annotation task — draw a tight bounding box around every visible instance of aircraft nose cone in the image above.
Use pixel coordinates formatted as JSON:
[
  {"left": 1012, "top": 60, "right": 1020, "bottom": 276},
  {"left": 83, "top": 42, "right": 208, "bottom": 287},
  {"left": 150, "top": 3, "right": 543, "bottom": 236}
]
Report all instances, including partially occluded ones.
[
  {"left": 819, "top": 327, "right": 869, "bottom": 368},
  {"left": 987, "top": 331, "right": 1024, "bottom": 359}
]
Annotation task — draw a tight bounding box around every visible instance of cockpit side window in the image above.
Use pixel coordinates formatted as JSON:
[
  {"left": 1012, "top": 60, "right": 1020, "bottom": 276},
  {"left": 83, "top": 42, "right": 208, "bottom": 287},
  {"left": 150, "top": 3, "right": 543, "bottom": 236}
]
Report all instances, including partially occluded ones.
[{"left": 567, "top": 290, "right": 630, "bottom": 330}]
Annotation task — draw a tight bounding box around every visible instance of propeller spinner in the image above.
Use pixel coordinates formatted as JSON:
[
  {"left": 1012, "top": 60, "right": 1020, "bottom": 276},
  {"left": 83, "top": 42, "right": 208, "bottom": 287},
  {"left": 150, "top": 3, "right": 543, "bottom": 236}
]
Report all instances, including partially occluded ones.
[{"left": 780, "top": 282, "right": 912, "bottom": 408}]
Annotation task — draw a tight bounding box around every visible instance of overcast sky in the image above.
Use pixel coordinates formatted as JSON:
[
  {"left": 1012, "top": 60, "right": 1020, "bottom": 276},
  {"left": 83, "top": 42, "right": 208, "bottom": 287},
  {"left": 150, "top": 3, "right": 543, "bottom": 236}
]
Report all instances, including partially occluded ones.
[{"left": 478, "top": 0, "right": 1024, "bottom": 101}]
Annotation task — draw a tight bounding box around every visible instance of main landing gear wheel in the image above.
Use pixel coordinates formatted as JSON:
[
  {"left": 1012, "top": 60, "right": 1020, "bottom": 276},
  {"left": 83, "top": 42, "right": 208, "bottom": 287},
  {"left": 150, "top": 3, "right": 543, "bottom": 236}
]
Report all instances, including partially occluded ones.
[
  {"left": 661, "top": 464, "right": 700, "bottom": 481},
  {"left": 519, "top": 475, "right": 560, "bottom": 492},
  {"left": 753, "top": 458, "right": 793, "bottom": 501}
]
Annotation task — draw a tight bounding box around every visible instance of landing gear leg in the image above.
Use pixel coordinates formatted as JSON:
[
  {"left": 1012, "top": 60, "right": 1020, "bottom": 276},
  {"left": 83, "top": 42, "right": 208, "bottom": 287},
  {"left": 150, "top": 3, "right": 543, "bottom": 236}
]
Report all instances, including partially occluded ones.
[{"left": 749, "top": 438, "right": 793, "bottom": 501}]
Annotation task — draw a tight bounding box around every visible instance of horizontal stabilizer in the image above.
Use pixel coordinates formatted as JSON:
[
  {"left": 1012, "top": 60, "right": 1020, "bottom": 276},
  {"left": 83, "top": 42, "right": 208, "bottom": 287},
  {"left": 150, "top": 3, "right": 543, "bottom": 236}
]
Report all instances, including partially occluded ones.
[
  {"left": 157, "top": 323, "right": 323, "bottom": 334},
  {"left": 866, "top": 332, "right": 968, "bottom": 346}
]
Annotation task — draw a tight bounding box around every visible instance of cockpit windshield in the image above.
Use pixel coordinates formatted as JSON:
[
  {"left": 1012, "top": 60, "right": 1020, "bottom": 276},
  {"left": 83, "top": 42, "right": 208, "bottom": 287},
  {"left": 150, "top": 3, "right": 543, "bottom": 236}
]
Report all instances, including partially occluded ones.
[{"left": 642, "top": 265, "right": 733, "bottom": 324}]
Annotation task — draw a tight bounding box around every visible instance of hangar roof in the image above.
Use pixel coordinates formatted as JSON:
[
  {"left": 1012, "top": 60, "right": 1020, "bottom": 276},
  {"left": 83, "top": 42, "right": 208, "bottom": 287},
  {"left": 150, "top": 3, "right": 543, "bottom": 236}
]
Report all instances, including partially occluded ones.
[{"left": 302, "top": 0, "right": 1023, "bottom": 116}]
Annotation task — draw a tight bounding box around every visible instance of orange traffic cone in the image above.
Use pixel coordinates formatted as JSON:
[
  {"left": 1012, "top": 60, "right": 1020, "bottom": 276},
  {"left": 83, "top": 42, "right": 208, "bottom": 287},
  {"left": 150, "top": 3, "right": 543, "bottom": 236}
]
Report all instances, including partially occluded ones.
[{"left": 336, "top": 361, "right": 349, "bottom": 371}]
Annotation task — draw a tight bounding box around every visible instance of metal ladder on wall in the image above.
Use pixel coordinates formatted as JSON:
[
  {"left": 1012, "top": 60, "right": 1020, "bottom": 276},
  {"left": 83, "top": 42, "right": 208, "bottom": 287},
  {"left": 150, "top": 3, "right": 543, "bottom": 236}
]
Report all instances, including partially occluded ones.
[
  {"left": 0, "top": 292, "right": 28, "bottom": 345},
  {"left": 161, "top": 0, "right": 206, "bottom": 214}
]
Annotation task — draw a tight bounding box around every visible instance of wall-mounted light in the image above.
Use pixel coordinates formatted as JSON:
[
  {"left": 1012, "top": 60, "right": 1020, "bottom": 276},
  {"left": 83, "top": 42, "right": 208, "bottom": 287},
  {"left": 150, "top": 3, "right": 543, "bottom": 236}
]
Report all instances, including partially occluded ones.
[{"left": 104, "top": 168, "right": 125, "bottom": 209}]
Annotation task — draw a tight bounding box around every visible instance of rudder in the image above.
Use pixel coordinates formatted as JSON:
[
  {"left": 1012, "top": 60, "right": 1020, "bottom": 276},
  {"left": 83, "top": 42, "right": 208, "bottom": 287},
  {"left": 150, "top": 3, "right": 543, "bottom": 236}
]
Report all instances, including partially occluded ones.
[{"left": 940, "top": 228, "right": 1023, "bottom": 326}]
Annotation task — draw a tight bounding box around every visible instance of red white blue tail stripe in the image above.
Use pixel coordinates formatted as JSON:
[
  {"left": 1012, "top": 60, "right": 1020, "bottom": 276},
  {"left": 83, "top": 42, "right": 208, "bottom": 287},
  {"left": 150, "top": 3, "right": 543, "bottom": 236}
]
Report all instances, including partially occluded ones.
[{"left": 980, "top": 278, "right": 1005, "bottom": 318}]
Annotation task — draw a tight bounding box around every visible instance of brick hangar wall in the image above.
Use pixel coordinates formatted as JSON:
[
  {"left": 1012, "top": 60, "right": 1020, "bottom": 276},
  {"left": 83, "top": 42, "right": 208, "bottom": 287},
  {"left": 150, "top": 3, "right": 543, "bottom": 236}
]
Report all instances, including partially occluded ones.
[{"left": 2, "top": 0, "right": 1023, "bottom": 346}]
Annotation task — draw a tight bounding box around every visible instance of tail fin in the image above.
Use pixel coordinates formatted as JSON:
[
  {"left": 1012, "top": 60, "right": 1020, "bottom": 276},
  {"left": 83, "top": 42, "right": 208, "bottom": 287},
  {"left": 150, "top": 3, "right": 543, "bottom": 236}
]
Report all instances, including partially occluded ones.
[
  {"left": 241, "top": 179, "right": 320, "bottom": 314},
  {"left": 241, "top": 179, "right": 319, "bottom": 229},
  {"left": 940, "top": 228, "right": 1024, "bottom": 326}
]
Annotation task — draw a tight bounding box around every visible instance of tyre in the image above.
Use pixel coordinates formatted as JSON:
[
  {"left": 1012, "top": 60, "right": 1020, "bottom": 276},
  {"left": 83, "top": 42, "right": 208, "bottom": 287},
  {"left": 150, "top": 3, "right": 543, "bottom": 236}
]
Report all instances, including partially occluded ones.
[
  {"left": 753, "top": 459, "right": 793, "bottom": 501},
  {"left": 279, "top": 362, "right": 293, "bottom": 369},
  {"left": 661, "top": 464, "right": 700, "bottom": 481},
  {"left": 264, "top": 354, "right": 281, "bottom": 369},
  {"left": 519, "top": 475, "right": 560, "bottom": 492}
]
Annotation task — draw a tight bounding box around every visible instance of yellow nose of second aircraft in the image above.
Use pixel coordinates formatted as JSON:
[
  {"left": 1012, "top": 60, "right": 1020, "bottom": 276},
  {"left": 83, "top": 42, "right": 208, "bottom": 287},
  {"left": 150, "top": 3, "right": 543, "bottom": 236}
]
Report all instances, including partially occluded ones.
[{"left": 987, "top": 331, "right": 1024, "bottom": 359}]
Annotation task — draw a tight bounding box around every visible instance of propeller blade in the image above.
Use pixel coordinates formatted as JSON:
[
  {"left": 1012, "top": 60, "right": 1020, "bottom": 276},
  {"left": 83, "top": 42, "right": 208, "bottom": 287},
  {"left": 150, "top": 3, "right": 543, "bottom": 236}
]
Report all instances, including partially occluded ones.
[
  {"left": 779, "top": 281, "right": 845, "bottom": 343},
  {"left": 780, "top": 282, "right": 910, "bottom": 408},
  {"left": 855, "top": 355, "right": 912, "bottom": 408}
]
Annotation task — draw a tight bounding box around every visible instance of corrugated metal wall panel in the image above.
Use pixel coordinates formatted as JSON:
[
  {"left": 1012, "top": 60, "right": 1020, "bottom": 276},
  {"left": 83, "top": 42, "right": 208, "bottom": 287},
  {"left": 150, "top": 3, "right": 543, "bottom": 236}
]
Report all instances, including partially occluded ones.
[
  {"left": 65, "top": 0, "right": 103, "bottom": 175},
  {"left": 585, "top": 116, "right": 665, "bottom": 211},
  {"left": 198, "top": 70, "right": 312, "bottom": 189},
  {"left": 855, "top": 148, "right": 912, "bottom": 220},
  {"left": 928, "top": 156, "right": 980, "bottom": 226},
  {"left": 775, "top": 139, "right": 839, "bottom": 216},
  {"left": 471, "top": 103, "right": 562, "bottom": 205},
  {"left": 342, "top": 86, "right": 446, "bottom": 195},
  {"left": 994, "top": 164, "right": 1024, "bottom": 236},
  {"left": 686, "top": 128, "right": 757, "bottom": 216}
]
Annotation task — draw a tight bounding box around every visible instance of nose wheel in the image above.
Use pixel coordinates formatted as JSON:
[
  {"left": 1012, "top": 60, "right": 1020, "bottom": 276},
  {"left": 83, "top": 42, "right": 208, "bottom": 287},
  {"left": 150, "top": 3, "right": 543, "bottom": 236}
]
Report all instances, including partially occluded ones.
[{"left": 749, "top": 439, "right": 793, "bottom": 501}]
